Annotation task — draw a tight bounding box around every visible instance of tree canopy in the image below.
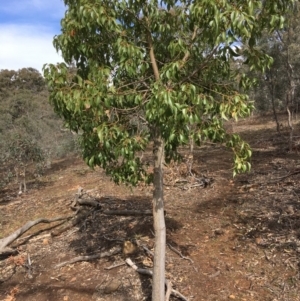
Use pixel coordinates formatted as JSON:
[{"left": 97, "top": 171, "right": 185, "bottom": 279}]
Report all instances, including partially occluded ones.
[{"left": 43, "top": 0, "right": 295, "bottom": 182}]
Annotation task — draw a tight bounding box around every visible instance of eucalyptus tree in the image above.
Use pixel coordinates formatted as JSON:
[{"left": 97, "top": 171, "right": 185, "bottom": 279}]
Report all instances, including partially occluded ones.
[
  {"left": 270, "top": 5, "right": 300, "bottom": 149},
  {"left": 250, "top": 3, "right": 300, "bottom": 144},
  {"left": 249, "top": 31, "right": 287, "bottom": 130},
  {"left": 44, "top": 1, "right": 294, "bottom": 300}
]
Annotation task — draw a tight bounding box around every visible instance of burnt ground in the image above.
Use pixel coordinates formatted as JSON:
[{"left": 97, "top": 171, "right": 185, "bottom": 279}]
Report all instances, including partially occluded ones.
[{"left": 1, "top": 114, "right": 300, "bottom": 301}]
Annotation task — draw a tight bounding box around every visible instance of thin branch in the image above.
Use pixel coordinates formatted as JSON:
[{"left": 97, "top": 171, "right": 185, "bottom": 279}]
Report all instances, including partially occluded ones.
[
  {"left": 0, "top": 216, "right": 71, "bottom": 251},
  {"left": 180, "top": 26, "right": 199, "bottom": 67},
  {"left": 165, "top": 280, "right": 172, "bottom": 301},
  {"left": 147, "top": 32, "right": 160, "bottom": 81},
  {"left": 104, "top": 262, "right": 126, "bottom": 270},
  {"left": 55, "top": 246, "right": 122, "bottom": 269},
  {"left": 168, "top": 243, "right": 198, "bottom": 272},
  {"left": 103, "top": 210, "right": 152, "bottom": 216}
]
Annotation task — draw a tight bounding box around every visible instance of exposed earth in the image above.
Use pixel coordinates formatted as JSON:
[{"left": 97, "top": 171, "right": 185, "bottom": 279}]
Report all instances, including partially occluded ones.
[{"left": 1, "top": 114, "right": 300, "bottom": 301}]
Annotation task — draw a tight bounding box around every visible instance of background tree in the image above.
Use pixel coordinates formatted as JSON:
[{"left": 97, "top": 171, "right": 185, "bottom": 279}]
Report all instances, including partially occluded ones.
[
  {"left": 250, "top": 3, "right": 300, "bottom": 145},
  {"left": 247, "top": 30, "right": 287, "bottom": 130},
  {"left": 270, "top": 6, "right": 300, "bottom": 150},
  {"left": 0, "top": 68, "right": 78, "bottom": 189},
  {"left": 44, "top": 1, "right": 295, "bottom": 300}
]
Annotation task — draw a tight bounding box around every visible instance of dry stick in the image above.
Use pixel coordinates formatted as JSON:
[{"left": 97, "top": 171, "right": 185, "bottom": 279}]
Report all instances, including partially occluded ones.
[
  {"left": 125, "top": 258, "right": 189, "bottom": 301},
  {"left": 55, "top": 246, "right": 122, "bottom": 269},
  {"left": 26, "top": 253, "right": 33, "bottom": 279},
  {"left": 15, "top": 221, "right": 68, "bottom": 247},
  {"left": 104, "top": 262, "right": 126, "bottom": 270},
  {"left": 165, "top": 280, "right": 172, "bottom": 301},
  {"left": 266, "top": 168, "right": 300, "bottom": 185},
  {"left": 73, "top": 196, "right": 154, "bottom": 216},
  {"left": 0, "top": 216, "right": 71, "bottom": 251},
  {"left": 103, "top": 210, "right": 152, "bottom": 216},
  {"left": 141, "top": 244, "right": 154, "bottom": 257},
  {"left": 208, "top": 270, "right": 220, "bottom": 278},
  {"left": 77, "top": 198, "right": 100, "bottom": 207},
  {"left": 51, "top": 210, "right": 90, "bottom": 237},
  {"left": 292, "top": 189, "right": 300, "bottom": 201},
  {"left": 276, "top": 170, "right": 300, "bottom": 180},
  {"left": 167, "top": 243, "right": 198, "bottom": 272},
  {"left": 18, "top": 233, "right": 51, "bottom": 243}
]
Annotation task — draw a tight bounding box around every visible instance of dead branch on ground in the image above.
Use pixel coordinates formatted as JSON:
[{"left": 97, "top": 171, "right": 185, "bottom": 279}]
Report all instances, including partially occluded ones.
[
  {"left": 104, "top": 262, "right": 126, "bottom": 270},
  {"left": 165, "top": 280, "right": 172, "bottom": 301},
  {"left": 51, "top": 209, "right": 91, "bottom": 237},
  {"left": 72, "top": 188, "right": 156, "bottom": 216},
  {"left": 269, "top": 169, "right": 300, "bottom": 183},
  {"left": 70, "top": 186, "right": 100, "bottom": 210},
  {"left": 55, "top": 246, "right": 122, "bottom": 268},
  {"left": 125, "top": 258, "right": 189, "bottom": 301},
  {"left": 168, "top": 243, "right": 198, "bottom": 272},
  {"left": 103, "top": 210, "right": 152, "bottom": 216},
  {"left": 0, "top": 216, "right": 71, "bottom": 256}
]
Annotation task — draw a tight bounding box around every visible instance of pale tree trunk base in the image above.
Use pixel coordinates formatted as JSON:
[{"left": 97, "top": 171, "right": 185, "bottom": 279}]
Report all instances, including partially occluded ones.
[
  {"left": 125, "top": 258, "right": 189, "bottom": 301},
  {"left": 152, "top": 133, "right": 166, "bottom": 301}
]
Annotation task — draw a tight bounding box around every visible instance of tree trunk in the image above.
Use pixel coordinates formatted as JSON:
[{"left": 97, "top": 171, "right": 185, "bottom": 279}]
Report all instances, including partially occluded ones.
[
  {"left": 287, "top": 105, "right": 294, "bottom": 151},
  {"left": 270, "top": 81, "right": 280, "bottom": 132},
  {"left": 147, "top": 28, "right": 166, "bottom": 301},
  {"left": 152, "top": 132, "right": 166, "bottom": 301},
  {"left": 267, "top": 71, "right": 280, "bottom": 132}
]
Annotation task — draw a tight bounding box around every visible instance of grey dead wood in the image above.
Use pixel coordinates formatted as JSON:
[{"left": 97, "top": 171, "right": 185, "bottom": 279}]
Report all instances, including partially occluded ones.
[
  {"left": 167, "top": 243, "right": 198, "bottom": 272},
  {"left": 0, "top": 216, "right": 71, "bottom": 256},
  {"left": 54, "top": 246, "right": 122, "bottom": 268},
  {"left": 165, "top": 280, "right": 172, "bottom": 301},
  {"left": 76, "top": 198, "right": 100, "bottom": 207},
  {"left": 51, "top": 209, "right": 90, "bottom": 236},
  {"left": 103, "top": 210, "right": 153, "bottom": 216},
  {"left": 0, "top": 247, "right": 17, "bottom": 257},
  {"left": 104, "top": 262, "right": 126, "bottom": 270},
  {"left": 73, "top": 202, "right": 154, "bottom": 215}
]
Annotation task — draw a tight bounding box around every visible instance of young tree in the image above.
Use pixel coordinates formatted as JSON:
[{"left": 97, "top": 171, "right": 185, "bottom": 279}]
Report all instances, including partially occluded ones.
[
  {"left": 267, "top": 5, "right": 300, "bottom": 149},
  {"left": 249, "top": 3, "right": 300, "bottom": 145},
  {"left": 44, "top": 1, "right": 294, "bottom": 300}
]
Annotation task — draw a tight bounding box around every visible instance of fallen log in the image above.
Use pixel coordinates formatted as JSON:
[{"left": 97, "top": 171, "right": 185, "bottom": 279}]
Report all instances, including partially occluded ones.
[
  {"left": 76, "top": 198, "right": 100, "bottom": 207},
  {"left": 0, "top": 216, "right": 71, "bottom": 255},
  {"left": 0, "top": 247, "right": 17, "bottom": 257}
]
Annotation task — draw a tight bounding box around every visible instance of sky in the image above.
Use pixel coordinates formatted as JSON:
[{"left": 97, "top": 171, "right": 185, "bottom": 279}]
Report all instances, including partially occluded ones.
[{"left": 0, "top": 0, "right": 66, "bottom": 74}]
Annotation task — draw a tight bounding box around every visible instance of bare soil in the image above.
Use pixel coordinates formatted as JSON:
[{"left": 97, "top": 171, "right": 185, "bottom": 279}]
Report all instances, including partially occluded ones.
[{"left": 1, "top": 114, "right": 300, "bottom": 301}]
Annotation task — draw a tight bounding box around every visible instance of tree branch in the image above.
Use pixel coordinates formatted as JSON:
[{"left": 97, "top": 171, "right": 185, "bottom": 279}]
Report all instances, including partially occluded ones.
[
  {"left": 55, "top": 246, "right": 122, "bottom": 268},
  {"left": 0, "top": 216, "right": 71, "bottom": 252},
  {"left": 147, "top": 32, "right": 160, "bottom": 81}
]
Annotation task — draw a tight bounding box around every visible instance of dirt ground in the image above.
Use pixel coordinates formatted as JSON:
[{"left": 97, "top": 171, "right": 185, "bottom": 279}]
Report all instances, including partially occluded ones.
[{"left": 1, "top": 114, "right": 300, "bottom": 301}]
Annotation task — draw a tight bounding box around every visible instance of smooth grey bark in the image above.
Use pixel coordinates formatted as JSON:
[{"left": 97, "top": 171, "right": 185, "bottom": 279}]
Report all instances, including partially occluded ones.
[
  {"left": 152, "top": 132, "right": 166, "bottom": 301},
  {"left": 147, "top": 27, "right": 166, "bottom": 301}
]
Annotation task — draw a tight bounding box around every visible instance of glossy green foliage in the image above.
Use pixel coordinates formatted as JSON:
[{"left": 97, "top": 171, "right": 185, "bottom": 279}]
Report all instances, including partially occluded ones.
[{"left": 44, "top": 0, "right": 294, "bottom": 183}]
